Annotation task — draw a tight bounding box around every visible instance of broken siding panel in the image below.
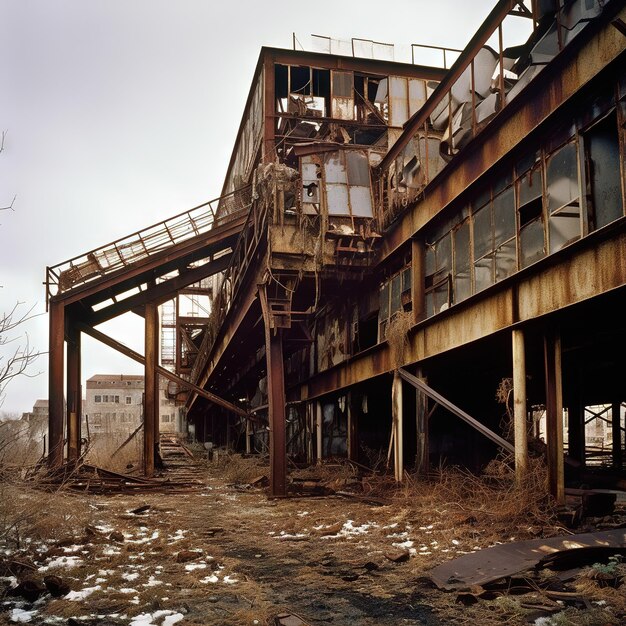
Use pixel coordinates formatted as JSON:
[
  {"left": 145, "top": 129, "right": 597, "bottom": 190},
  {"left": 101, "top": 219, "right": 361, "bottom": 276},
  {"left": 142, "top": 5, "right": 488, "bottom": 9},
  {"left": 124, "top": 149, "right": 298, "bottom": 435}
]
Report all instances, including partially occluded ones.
[
  {"left": 389, "top": 76, "right": 409, "bottom": 127},
  {"left": 332, "top": 71, "right": 354, "bottom": 120}
]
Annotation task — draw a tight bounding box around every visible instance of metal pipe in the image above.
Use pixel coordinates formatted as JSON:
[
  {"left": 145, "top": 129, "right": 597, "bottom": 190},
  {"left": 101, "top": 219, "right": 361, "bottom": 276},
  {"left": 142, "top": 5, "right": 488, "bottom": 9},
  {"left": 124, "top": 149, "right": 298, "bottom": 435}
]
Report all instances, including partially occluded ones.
[{"left": 144, "top": 302, "right": 157, "bottom": 477}]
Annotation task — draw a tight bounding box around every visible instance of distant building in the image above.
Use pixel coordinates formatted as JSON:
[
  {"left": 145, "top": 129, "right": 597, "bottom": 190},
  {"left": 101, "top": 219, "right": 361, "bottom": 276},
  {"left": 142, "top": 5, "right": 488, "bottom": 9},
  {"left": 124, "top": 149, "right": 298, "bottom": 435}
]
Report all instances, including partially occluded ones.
[{"left": 83, "top": 374, "right": 182, "bottom": 434}]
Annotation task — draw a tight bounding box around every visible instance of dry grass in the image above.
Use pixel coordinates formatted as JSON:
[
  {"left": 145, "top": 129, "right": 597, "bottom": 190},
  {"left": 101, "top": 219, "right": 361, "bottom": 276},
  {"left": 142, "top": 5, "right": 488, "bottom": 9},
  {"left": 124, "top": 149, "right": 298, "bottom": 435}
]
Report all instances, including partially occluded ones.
[
  {"left": 386, "top": 310, "right": 413, "bottom": 369},
  {"left": 0, "top": 479, "right": 91, "bottom": 550},
  {"left": 210, "top": 451, "right": 269, "bottom": 484},
  {"left": 84, "top": 432, "right": 143, "bottom": 473}
]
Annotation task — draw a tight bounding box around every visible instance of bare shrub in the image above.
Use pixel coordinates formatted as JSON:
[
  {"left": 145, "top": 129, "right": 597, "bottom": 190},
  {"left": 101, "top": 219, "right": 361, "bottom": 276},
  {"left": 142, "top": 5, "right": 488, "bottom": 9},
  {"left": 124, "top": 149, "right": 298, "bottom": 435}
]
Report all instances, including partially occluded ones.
[{"left": 83, "top": 432, "right": 143, "bottom": 473}]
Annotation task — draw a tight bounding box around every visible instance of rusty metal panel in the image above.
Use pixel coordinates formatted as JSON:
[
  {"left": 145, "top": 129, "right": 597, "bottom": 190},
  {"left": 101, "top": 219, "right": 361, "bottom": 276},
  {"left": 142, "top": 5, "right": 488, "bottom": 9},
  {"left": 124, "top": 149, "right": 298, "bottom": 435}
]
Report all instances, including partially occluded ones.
[{"left": 430, "top": 529, "right": 626, "bottom": 590}]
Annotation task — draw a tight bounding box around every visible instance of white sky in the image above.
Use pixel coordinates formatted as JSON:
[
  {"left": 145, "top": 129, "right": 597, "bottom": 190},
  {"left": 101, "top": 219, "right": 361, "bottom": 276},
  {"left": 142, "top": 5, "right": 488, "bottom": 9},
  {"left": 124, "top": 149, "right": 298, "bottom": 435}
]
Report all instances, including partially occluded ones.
[{"left": 0, "top": 0, "right": 501, "bottom": 414}]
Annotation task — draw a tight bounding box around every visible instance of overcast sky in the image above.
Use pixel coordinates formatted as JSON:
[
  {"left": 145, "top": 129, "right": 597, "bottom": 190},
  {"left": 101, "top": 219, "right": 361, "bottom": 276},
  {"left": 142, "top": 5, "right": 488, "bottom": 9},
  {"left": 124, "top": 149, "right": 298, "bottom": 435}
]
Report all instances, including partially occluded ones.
[{"left": 0, "top": 0, "right": 501, "bottom": 415}]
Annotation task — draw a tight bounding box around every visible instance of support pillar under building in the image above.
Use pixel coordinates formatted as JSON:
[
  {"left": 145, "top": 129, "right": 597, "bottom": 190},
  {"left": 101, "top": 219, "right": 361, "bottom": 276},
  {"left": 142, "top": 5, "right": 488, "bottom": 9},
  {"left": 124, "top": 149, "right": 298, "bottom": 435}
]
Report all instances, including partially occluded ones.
[
  {"left": 144, "top": 302, "right": 157, "bottom": 477},
  {"left": 544, "top": 330, "right": 565, "bottom": 505},
  {"left": 512, "top": 329, "right": 528, "bottom": 484},
  {"left": 392, "top": 370, "right": 404, "bottom": 483},
  {"left": 316, "top": 401, "right": 323, "bottom": 465},
  {"left": 415, "top": 367, "right": 429, "bottom": 475},
  {"left": 66, "top": 325, "right": 82, "bottom": 461},
  {"left": 48, "top": 300, "right": 65, "bottom": 468}
]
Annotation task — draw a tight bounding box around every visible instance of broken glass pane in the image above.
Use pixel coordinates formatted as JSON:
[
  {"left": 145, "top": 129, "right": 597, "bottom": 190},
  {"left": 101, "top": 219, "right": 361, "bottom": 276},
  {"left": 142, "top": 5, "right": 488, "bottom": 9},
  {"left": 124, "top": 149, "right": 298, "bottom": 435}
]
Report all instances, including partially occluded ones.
[
  {"left": 473, "top": 204, "right": 492, "bottom": 261},
  {"left": 546, "top": 141, "right": 579, "bottom": 214},
  {"left": 549, "top": 209, "right": 581, "bottom": 253},
  {"left": 380, "top": 283, "right": 390, "bottom": 320},
  {"left": 324, "top": 153, "right": 347, "bottom": 184},
  {"left": 326, "top": 184, "right": 350, "bottom": 215},
  {"left": 495, "top": 238, "right": 516, "bottom": 281},
  {"left": 434, "top": 280, "right": 450, "bottom": 313},
  {"left": 346, "top": 151, "right": 370, "bottom": 186},
  {"left": 519, "top": 218, "right": 545, "bottom": 268},
  {"left": 587, "top": 112, "right": 623, "bottom": 230},
  {"left": 436, "top": 233, "right": 452, "bottom": 274},
  {"left": 454, "top": 219, "right": 470, "bottom": 274},
  {"left": 391, "top": 274, "right": 402, "bottom": 315},
  {"left": 474, "top": 254, "right": 494, "bottom": 293},
  {"left": 389, "top": 76, "right": 409, "bottom": 127},
  {"left": 333, "top": 72, "right": 353, "bottom": 98},
  {"left": 454, "top": 269, "right": 471, "bottom": 304},
  {"left": 493, "top": 186, "right": 515, "bottom": 245},
  {"left": 349, "top": 186, "right": 373, "bottom": 217}
]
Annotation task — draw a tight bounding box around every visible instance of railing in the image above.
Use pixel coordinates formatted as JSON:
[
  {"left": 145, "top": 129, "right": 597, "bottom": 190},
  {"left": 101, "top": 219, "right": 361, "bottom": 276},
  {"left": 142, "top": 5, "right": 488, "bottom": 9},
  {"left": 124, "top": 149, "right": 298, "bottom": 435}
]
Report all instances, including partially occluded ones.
[
  {"left": 46, "top": 185, "right": 253, "bottom": 300},
  {"left": 295, "top": 32, "right": 462, "bottom": 68}
]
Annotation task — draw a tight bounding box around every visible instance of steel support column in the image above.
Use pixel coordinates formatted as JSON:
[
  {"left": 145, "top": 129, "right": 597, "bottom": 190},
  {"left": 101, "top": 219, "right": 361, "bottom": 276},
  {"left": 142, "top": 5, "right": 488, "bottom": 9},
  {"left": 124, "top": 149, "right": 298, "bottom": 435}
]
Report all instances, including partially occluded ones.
[
  {"left": 316, "top": 401, "right": 323, "bottom": 465},
  {"left": 48, "top": 300, "right": 65, "bottom": 468},
  {"left": 392, "top": 371, "right": 404, "bottom": 482},
  {"left": 153, "top": 306, "right": 160, "bottom": 462},
  {"left": 544, "top": 331, "right": 564, "bottom": 504},
  {"left": 66, "top": 324, "right": 81, "bottom": 461},
  {"left": 347, "top": 391, "right": 358, "bottom": 462},
  {"left": 265, "top": 327, "right": 287, "bottom": 496},
  {"left": 259, "top": 284, "right": 287, "bottom": 497},
  {"left": 415, "top": 367, "right": 429, "bottom": 475},
  {"left": 512, "top": 329, "right": 528, "bottom": 484},
  {"left": 144, "top": 302, "right": 157, "bottom": 477}
]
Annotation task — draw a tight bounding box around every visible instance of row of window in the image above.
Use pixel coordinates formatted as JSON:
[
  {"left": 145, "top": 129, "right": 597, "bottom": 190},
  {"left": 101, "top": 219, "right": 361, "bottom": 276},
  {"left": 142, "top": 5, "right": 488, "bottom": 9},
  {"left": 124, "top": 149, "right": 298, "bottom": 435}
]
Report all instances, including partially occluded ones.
[
  {"left": 424, "top": 87, "right": 624, "bottom": 317},
  {"left": 94, "top": 395, "right": 133, "bottom": 404}
]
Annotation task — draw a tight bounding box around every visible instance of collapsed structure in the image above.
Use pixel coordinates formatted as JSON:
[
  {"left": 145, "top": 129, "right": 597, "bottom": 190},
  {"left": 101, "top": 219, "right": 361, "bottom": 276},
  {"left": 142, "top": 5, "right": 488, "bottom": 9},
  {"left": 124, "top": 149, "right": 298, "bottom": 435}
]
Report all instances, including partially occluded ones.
[{"left": 46, "top": 0, "right": 626, "bottom": 501}]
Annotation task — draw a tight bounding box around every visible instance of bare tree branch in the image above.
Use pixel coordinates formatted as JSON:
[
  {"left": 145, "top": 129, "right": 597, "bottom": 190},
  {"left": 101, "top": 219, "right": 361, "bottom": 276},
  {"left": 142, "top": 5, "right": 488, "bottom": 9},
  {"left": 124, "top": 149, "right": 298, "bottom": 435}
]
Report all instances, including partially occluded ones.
[{"left": 0, "top": 303, "right": 43, "bottom": 407}]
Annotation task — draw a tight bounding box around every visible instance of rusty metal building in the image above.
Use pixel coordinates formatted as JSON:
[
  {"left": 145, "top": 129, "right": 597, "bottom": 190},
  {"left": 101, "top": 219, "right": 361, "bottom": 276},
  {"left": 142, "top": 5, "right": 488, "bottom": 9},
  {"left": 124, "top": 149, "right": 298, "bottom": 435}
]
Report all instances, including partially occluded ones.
[{"left": 46, "top": 0, "right": 626, "bottom": 501}]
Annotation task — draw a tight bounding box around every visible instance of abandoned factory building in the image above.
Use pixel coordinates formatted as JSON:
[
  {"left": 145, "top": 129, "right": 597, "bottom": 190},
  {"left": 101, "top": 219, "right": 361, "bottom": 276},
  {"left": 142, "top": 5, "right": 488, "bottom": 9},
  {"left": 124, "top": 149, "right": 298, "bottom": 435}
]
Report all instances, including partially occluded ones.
[{"left": 45, "top": 0, "right": 626, "bottom": 502}]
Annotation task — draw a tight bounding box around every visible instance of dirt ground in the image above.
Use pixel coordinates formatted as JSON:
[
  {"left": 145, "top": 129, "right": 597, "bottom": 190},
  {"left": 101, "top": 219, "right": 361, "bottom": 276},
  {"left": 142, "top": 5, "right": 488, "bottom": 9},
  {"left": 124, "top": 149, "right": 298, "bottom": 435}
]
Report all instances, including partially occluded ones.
[{"left": 1, "top": 454, "right": 625, "bottom": 626}]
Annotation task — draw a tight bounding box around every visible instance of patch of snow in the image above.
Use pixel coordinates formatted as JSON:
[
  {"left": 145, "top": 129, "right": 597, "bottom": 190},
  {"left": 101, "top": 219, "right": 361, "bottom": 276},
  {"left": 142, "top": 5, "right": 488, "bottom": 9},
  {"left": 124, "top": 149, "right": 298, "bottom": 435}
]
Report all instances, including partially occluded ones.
[
  {"left": 119, "top": 588, "right": 138, "bottom": 594},
  {"left": 200, "top": 574, "right": 219, "bottom": 584},
  {"left": 451, "top": 539, "right": 460, "bottom": 545},
  {"left": 0, "top": 576, "right": 17, "bottom": 588},
  {"left": 142, "top": 575, "right": 162, "bottom": 587},
  {"left": 38, "top": 555, "right": 82, "bottom": 572},
  {"left": 98, "top": 569, "right": 114, "bottom": 576},
  {"left": 297, "top": 511, "right": 309, "bottom": 517},
  {"left": 162, "top": 613, "right": 184, "bottom": 626},
  {"left": 185, "top": 563, "right": 207, "bottom": 571},
  {"left": 65, "top": 585, "right": 102, "bottom": 601},
  {"left": 122, "top": 572, "right": 140, "bottom": 581},
  {"left": 61, "top": 544, "right": 85, "bottom": 553},
  {"left": 10, "top": 608, "right": 37, "bottom": 623},
  {"left": 94, "top": 577, "right": 107, "bottom": 584},
  {"left": 95, "top": 524, "right": 114, "bottom": 533},
  {"left": 223, "top": 575, "right": 238, "bottom": 584},
  {"left": 102, "top": 547, "right": 122, "bottom": 556}
]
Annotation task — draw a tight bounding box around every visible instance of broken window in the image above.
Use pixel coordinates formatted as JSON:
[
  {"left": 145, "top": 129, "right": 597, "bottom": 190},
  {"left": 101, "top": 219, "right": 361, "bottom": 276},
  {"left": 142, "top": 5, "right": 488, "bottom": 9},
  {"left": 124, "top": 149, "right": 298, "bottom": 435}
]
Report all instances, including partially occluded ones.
[
  {"left": 425, "top": 233, "right": 452, "bottom": 316},
  {"left": 546, "top": 139, "right": 581, "bottom": 253},
  {"left": 453, "top": 218, "right": 471, "bottom": 303},
  {"left": 517, "top": 153, "right": 545, "bottom": 268},
  {"left": 584, "top": 111, "right": 623, "bottom": 231},
  {"left": 378, "top": 267, "right": 412, "bottom": 339},
  {"left": 322, "top": 150, "right": 373, "bottom": 218},
  {"left": 301, "top": 156, "right": 321, "bottom": 215},
  {"left": 332, "top": 71, "right": 354, "bottom": 120}
]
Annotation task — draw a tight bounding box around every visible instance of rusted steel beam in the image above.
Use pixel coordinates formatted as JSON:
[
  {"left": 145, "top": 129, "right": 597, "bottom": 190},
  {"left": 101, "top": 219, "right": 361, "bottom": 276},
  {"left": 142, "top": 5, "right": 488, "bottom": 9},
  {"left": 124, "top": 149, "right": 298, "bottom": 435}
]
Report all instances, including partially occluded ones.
[
  {"left": 398, "top": 368, "right": 514, "bottom": 454},
  {"left": 377, "top": 0, "right": 515, "bottom": 173},
  {"left": 152, "top": 306, "right": 160, "bottom": 460},
  {"left": 48, "top": 300, "right": 65, "bottom": 468},
  {"left": 295, "top": 221, "right": 626, "bottom": 403},
  {"left": 415, "top": 367, "right": 429, "bottom": 475},
  {"left": 544, "top": 331, "right": 565, "bottom": 504},
  {"left": 86, "top": 253, "right": 231, "bottom": 326},
  {"left": 75, "top": 321, "right": 248, "bottom": 418},
  {"left": 144, "top": 302, "right": 157, "bottom": 478},
  {"left": 260, "top": 284, "right": 287, "bottom": 497},
  {"left": 66, "top": 324, "right": 81, "bottom": 461},
  {"left": 49, "top": 215, "right": 245, "bottom": 307},
  {"left": 347, "top": 391, "right": 358, "bottom": 462}
]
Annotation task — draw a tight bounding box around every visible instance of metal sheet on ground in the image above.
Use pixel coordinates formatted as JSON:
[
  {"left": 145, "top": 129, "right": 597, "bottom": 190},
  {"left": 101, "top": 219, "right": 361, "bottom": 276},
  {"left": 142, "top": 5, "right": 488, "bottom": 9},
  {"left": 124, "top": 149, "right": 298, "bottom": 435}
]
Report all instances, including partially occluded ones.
[{"left": 429, "top": 529, "right": 626, "bottom": 590}]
